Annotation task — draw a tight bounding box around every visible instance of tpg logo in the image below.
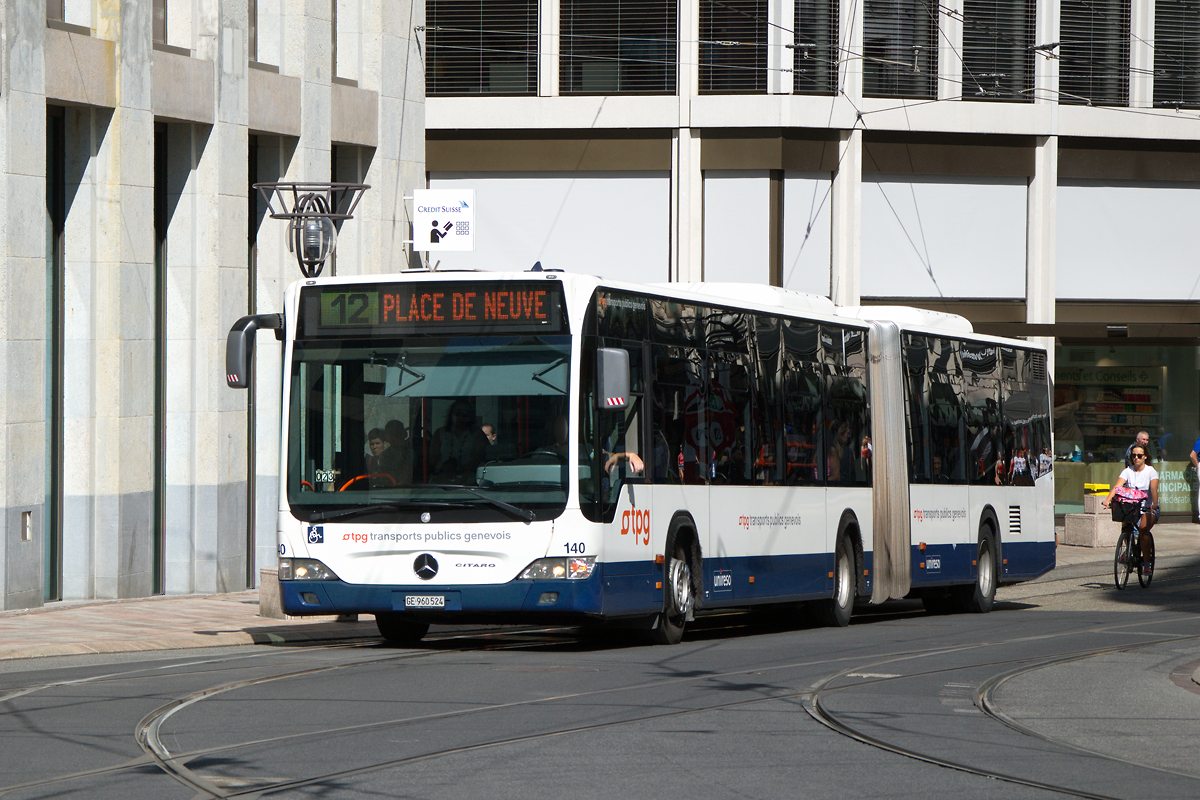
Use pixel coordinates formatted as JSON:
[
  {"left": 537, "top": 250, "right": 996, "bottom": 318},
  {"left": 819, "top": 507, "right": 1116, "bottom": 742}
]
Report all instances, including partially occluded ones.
[{"left": 620, "top": 507, "right": 651, "bottom": 546}]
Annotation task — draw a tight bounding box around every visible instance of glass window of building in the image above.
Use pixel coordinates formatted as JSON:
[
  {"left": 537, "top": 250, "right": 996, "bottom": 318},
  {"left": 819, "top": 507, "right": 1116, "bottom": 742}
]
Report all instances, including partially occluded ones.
[
  {"left": 1053, "top": 344, "right": 1200, "bottom": 517},
  {"left": 794, "top": 0, "right": 839, "bottom": 95},
  {"left": 560, "top": 0, "right": 677, "bottom": 94},
  {"left": 961, "top": 0, "right": 1036, "bottom": 102},
  {"left": 863, "top": 0, "right": 939, "bottom": 98},
  {"left": 699, "top": 0, "right": 767, "bottom": 94},
  {"left": 427, "top": 0, "right": 538, "bottom": 95},
  {"left": 1153, "top": 0, "right": 1200, "bottom": 108},
  {"left": 1058, "top": 0, "right": 1130, "bottom": 106}
]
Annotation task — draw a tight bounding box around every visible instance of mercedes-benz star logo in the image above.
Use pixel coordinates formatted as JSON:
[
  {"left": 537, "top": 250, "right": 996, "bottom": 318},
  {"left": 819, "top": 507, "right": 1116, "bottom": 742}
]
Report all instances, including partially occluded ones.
[{"left": 414, "top": 553, "right": 439, "bottom": 581}]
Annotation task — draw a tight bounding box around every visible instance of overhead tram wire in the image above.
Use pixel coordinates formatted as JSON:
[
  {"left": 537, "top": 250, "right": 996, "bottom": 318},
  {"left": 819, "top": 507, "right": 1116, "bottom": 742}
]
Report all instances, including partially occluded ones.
[{"left": 418, "top": 13, "right": 1200, "bottom": 275}]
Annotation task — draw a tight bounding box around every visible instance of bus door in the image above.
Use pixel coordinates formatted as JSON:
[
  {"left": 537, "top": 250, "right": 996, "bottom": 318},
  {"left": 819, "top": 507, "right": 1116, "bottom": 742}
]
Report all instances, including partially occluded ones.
[{"left": 906, "top": 335, "right": 972, "bottom": 584}]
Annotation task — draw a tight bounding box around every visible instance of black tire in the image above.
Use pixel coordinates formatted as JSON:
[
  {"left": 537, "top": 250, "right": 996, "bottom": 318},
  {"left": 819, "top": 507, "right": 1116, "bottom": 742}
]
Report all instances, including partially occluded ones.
[
  {"left": 375, "top": 613, "right": 430, "bottom": 645},
  {"left": 817, "top": 536, "right": 854, "bottom": 627},
  {"left": 1138, "top": 534, "right": 1155, "bottom": 588},
  {"left": 1114, "top": 530, "right": 1133, "bottom": 590},
  {"left": 954, "top": 528, "right": 997, "bottom": 613},
  {"left": 652, "top": 537, "right": 694, "bottom": 645}
]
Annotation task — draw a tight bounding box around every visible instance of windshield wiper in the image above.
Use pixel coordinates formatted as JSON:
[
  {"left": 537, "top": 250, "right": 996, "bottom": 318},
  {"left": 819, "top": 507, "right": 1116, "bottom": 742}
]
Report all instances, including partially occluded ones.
[
  {"left": 425, "top": 484, "right": 536, "bottom": 523},
  {"left": 305, "top": 500, "right": 468, "bottom": 523}
]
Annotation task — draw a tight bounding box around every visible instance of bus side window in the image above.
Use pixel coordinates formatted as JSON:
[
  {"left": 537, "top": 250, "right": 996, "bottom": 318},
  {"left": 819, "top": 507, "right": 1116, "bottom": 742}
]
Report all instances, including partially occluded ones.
[
  {"left": 651, "top": 344, "right": 687, "bottom": 485},
  {"left": 826, "top": 365, "right": 870, "bottom": 486},
  {"left": 965, "top": 377, "right": 1002, "bottom": 485},
  {"left": 1028, "top": 351, "right": 1052, "bottom": 479},
  {"left": 845, "top": 329, "right": 871, "bottom": 484},
  {"left": 711, "top": 351, "right": 754, "bottom": 485},
  {"left": 787, "top": 363, "right": 824, "bottom": 486},
  {"left": 904, "top": 334, "right": 931, "bottom": 483}
]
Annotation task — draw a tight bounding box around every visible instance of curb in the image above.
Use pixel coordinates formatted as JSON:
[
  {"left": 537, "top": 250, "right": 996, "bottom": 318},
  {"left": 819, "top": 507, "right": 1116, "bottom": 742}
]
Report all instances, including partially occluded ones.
[{"left": 0, "top": 621, "right": 381, "bottom": 662}]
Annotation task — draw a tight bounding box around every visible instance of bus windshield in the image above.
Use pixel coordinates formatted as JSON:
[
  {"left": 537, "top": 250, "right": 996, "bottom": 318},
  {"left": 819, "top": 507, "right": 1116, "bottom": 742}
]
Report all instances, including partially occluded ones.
[{"left": 287, "top": 335, "right": 572, "bottom": 521}]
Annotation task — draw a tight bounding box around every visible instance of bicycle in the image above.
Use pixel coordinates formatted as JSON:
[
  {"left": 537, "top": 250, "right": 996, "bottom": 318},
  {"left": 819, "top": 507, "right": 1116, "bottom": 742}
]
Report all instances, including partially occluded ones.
[{"left": 1113, "top": 523, "right": 1155, "bottom": 589}]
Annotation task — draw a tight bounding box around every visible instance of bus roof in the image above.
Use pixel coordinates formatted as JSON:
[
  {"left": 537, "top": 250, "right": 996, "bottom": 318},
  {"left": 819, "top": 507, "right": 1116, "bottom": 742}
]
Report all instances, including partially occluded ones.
[
  {"left": 834, "top": 305, "right": 975, "bottom": 334},
  {"left": 651, "top": 282, "right": 837, "bottom": 317},
  {"left": 291, "top": 271, "right": 1049, "bottom": 349}
]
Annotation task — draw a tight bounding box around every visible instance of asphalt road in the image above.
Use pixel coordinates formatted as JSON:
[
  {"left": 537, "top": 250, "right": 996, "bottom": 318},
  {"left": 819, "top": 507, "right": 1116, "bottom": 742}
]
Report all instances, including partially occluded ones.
[{"left": 3, "top": 557, "right": 1200, "bottom": 800}]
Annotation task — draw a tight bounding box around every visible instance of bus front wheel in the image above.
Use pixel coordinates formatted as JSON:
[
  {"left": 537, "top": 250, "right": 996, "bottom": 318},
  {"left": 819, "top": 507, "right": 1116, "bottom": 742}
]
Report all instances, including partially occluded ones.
[
  {"left": 653, "top": 541, "right": 694, "bottom": 645},
  {"left": 816, "top": 536, "right": 854, "bottom": 627},
  {"left": 375, "top": 613, "right": 429, "bottom": 645}
]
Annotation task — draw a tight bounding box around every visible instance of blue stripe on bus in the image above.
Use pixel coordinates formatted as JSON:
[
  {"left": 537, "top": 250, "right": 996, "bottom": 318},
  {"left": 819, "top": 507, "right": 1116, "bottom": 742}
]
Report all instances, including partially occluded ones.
[
  {"left": 909, "top": 540, "right": 1055, "bottom": 586},
  {"left": 280, "top": 541, "right": 1053, "bottom": 618}
]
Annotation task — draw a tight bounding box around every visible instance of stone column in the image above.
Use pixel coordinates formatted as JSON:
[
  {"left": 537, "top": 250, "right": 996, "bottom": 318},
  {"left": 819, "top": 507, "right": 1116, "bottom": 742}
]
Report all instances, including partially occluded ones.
[
  {"left": 939, "top": 0, "right": 963, "bottom": 100},
  {"left": 673, "top": 0, "right": 701, "bottom": 283},
  {"left": 538, "top": 0, "right": 559, "bottom": 96},
  {"left": 1034, "top": 0, "right": 1059, "bottom": 104},
  {"left": 829, "top": 0, "right": 863, "bottom": 306},
  {"left": 161, "top": 0, "right": 251, "bottom": 595},
  {"left": 830, "top": 127, "right": 861, "bottom": 306},
  {"left": 61, "top": 106, "right": 106, "bottom": 600},
  {"left": 94, "top": 0, "right": 158, "bottom": 598},
  {"left": 1, "top": 1, "right": 48, "bottom": 609},
  {"left": 287, "top": 0, "right": 333, "bottom": 179},
  {"left": 251, "top": 135, "right": 295, "bottom": 579},
  {"left": 1129, "top": 0, "right": 1154, "bottom": 108},
  {"left": 770, "top": 0, "right": 794, "bottom": 95},
  {"left": 1026, "top": 136, "right": 1057, "bottom": 373},
  {"left": 673, "top": 128, "right": 703, "bottom": 283}
]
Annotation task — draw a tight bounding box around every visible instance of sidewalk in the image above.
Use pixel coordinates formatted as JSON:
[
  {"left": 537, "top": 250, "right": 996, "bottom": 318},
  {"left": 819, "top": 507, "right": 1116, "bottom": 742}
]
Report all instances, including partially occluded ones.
[
  {"left": 1053, "top": 521, "right": 1200, "bottom": 568},
  {"left": 0, "top": 591, "right": 378, "bottom": 662},
  {"left": 0, "top": 524, "right": 1196, "bottom": 664}
]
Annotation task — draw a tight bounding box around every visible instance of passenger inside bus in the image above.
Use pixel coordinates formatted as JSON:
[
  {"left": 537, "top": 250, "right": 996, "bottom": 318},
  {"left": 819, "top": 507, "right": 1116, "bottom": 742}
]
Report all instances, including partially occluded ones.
[
  {"left": 827, "top": 421, "right": 855, "bottom": 483},
  {"left": 380, "top": 419, "right": 413, "bottom": 484},
  {"left": 430, "top": 400, "right": 488, "bottom": 484}
]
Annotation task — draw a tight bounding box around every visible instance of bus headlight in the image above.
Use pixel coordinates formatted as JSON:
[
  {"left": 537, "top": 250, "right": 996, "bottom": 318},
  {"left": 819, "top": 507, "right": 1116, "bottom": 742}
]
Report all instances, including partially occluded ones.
[
  {"left": 278, "top": 558, "right": 339, "bottom": 581},
  {"left": 519, "top": 557, "right": 596, "bottom": 581}
]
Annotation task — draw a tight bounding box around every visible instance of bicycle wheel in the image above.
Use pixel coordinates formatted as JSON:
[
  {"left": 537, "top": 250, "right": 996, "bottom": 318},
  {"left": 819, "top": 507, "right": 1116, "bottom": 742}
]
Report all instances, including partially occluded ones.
[
  {"left": 1114, "top": 530, "right": 1134, "bottom": 590},
  {"left": 1138, "top": 539, "right": 1155, "bottom": 588}
]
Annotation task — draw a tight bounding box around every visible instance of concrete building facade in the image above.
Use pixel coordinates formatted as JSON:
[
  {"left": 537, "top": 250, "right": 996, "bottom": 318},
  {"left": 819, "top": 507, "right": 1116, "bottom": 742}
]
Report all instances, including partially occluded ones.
[
  {"left": 424, "top": 0, "right": 1200, "bottom": 519},
  {"left": 1, "top": 0, "right": 424, "bottom": 610}
]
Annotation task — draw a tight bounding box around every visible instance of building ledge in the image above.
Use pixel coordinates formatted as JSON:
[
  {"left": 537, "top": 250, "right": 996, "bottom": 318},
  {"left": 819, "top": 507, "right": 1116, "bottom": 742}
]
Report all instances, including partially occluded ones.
[
  {"left": 46, "top": 25, "right": 116, "bottom": 108},
  {"left": 249, "top": 68, "right": 301, "bottom": 138},
  {"left": 332, "top": 82, "right": 378, "bottom": 148},
  {"left": 152, "top": 49, "right": 214, "bottom": 124}
]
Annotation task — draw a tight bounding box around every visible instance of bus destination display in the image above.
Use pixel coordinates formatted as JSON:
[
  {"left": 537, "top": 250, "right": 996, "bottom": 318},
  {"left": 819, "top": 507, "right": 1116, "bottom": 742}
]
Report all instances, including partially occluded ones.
[{"left": 301, "top": 281, "right": 564, "bottom": 337}]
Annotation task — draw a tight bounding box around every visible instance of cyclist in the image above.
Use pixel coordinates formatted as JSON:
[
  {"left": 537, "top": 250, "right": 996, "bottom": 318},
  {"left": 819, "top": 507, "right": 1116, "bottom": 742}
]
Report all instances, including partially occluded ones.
[{"left": 1102, "top": 443, "right": 1159, "bottom": 572}]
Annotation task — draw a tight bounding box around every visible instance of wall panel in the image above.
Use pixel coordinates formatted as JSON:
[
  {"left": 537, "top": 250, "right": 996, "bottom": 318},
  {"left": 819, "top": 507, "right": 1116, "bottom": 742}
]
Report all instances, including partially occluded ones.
[
  {"left": 428, "top": 172, "right": 670, "bottom": 281},
  {"left": 862, "top": 175, "right": 1027, "bottom": 298}
]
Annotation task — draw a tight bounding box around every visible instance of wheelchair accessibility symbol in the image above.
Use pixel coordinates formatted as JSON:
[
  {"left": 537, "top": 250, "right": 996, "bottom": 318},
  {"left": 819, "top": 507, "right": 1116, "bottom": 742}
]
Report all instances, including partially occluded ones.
[{"left": 307, "top": 526, "right": 324, "bottom": 544}]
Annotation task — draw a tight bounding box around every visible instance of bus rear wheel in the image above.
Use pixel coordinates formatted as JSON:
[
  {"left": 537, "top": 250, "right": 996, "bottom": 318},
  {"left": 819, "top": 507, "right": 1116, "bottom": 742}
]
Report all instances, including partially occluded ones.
[
  {"left": 653, "top": 542, "right": 694, "bottom": 645},
  {"left": 375, "top": 613, "right": 429, "bottom": 645},
  {"left": 816, "top": 536, "right": 854, "bottom": 627},
  {"left": 953, "top": 529, "right": 997, "bottom": 613}
]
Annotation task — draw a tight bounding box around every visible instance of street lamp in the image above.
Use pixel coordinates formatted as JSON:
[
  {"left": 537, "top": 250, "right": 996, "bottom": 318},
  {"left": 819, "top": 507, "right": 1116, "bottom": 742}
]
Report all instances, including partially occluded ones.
[{"left": 253, "top": 182, "right": 369, "bottom": 278}]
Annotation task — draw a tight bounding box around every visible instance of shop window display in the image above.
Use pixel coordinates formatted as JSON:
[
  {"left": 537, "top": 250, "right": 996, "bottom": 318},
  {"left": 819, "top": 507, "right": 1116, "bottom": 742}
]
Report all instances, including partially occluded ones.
[{"left": 1054, "top": 344, "right": 1200, "bottom": 517}]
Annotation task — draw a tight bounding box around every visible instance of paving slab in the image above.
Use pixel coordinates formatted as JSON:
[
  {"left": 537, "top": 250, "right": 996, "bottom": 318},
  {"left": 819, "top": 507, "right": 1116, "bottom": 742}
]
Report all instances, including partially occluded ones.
[{"left": 0, "top": 591, "right": 377, "bottom": 661}]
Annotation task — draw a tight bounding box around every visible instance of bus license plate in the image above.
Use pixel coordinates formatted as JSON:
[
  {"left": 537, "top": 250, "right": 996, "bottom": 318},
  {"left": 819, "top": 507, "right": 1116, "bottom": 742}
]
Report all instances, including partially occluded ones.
[{"left": 405, "top": 595, "right": 445, "bottom": 608}]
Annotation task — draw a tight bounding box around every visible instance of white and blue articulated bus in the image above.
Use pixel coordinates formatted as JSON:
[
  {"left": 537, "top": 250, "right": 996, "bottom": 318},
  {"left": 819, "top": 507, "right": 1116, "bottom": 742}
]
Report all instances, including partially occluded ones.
[{"left": 227, "top": 271, "right": 1055, "bottom": 644}]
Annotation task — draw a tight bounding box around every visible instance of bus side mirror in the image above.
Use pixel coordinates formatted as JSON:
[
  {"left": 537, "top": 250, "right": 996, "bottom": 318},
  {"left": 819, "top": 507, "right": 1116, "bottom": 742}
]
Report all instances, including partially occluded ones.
[
  {"left": 226, "top": 313, "right": 283, "bottom": 389},
  {"left": 596, "top": 347, "right": 630, "bottom": 410}
]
